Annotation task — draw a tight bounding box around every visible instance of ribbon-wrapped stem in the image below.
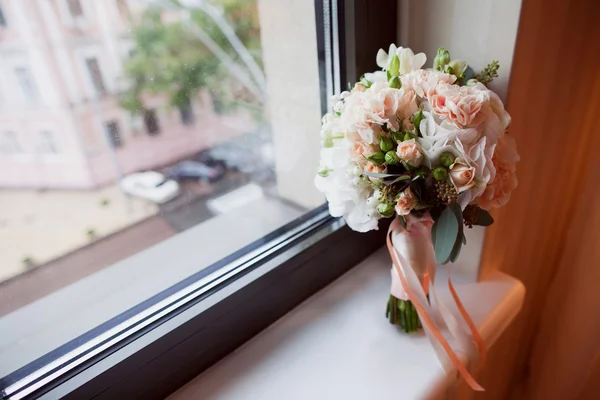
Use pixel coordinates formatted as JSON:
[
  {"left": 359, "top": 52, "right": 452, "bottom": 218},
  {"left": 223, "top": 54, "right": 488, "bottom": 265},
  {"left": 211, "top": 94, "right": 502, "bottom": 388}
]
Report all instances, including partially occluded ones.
[{"left": 385, "top": 213, "right": 433, "bottom": 334}]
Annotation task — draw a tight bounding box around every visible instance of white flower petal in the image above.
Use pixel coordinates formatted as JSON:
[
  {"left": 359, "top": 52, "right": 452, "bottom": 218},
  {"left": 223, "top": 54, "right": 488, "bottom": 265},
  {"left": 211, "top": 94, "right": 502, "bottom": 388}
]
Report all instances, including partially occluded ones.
[{"left": 376, "top": 49, "right": 389, "bottom": 69}]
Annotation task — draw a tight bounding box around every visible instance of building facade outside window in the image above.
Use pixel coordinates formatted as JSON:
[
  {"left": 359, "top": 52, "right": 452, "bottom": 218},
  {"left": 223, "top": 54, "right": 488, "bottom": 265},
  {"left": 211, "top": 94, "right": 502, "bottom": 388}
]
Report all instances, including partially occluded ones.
[
  {"left": 37, "top": 131, "right": 59, "bottom": 154},
  {"left": 0, "top": 132, "right": 23, "bottom": 154}
]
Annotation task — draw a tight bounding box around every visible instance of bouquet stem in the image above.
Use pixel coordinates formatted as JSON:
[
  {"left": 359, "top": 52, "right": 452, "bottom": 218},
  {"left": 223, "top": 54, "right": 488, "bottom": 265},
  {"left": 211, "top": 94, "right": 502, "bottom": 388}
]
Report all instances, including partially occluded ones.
[{"left": 385, "top": 295, "right": 422, "bottom": 333}]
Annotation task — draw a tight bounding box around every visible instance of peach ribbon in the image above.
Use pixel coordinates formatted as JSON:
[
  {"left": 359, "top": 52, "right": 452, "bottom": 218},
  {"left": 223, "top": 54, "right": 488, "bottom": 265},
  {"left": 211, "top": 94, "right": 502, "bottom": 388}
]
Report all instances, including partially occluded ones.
[{"left": 386, "top": 217, "right": 486, "bottom": 391}]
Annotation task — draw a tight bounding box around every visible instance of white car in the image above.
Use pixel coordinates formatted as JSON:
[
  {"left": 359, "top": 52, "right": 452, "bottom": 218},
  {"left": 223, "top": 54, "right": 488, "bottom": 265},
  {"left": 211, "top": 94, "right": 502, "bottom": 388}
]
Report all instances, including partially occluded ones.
[{"left": 120, "top": 171, "right": 180, "bottom": 204}]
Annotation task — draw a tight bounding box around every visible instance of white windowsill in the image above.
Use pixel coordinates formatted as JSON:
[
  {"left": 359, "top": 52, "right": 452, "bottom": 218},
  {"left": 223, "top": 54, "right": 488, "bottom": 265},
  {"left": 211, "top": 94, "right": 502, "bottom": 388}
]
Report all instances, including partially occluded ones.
[{"left": 169, "top": 248, "right": 525, "bottom": 400}]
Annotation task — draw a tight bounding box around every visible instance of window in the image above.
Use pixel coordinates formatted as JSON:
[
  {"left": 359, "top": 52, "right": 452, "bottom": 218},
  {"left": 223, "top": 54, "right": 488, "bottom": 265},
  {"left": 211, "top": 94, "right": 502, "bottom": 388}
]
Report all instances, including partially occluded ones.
[
  {"left": 67, "top": 0, "right": 83, "bottom": 17},
  {"left": 14, "top": 67, "right": 38, "bottom": 104},
  {"left": 116, "top": 0, "right": 131, "bottom": 22},
  {"left": 179, "top": 102, "right": 194, "bottom": 125},
  {"left": 105, "top": 121, "right": 122, "bottom": 148},
  {"left": 143, "top": 108, "right": 160, "bottom": 135},
  {"left": 38, "top": 131, "right": 59, "bottom": 154},
  {"left": 85, "top": 57, "right": 107, "bottom": 96},
  {"left": 0, "top": 4, "right": 7, "bottom": 27},
  {"left": 0, "top": 1, "right": 378, "bottom": 398},
  {"left": 0, "top": 132, "right": 22, "bottom": 154}
]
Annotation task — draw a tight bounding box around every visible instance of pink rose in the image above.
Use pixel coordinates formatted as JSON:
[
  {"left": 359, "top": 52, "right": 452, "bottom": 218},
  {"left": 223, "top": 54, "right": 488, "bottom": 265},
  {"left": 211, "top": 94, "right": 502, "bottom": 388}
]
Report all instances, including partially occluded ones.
[
  {"left": 365, "top": 162, "right": 387, "bottom": 181},
  {"left": 428, "top": 82, "right": 489, "bottom": 128},
  {"left": 397, "top": 139, "right": 424, "bottom": 167},
  {"left": 395, "top": 188, "right": 417, "bottom": 216},
  {"left": 449, "top": 160, "right": 476, "bottom": 193},
  {"left": 478, "top": 135, "right": 519, "bottom": 210}
]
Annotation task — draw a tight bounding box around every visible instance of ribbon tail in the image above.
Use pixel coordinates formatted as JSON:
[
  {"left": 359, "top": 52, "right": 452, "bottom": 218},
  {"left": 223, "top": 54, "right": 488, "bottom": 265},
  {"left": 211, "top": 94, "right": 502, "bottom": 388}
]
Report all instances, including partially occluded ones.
[
  {"left": 387, "top": 218, "right": 484, "bottom": 391},
  {"left": 447, "top": 269, "right": 487, "bottom": 367}
]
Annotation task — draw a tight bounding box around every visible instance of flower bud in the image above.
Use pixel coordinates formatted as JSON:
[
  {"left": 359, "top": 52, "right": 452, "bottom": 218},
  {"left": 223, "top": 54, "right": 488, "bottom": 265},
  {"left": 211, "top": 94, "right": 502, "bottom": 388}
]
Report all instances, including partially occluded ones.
[
  {"left": 368, "top": 152, "right": 386, "bottom": 165},
  {"left": 433, "top": 47, "right": 451, "bottom": 71},
  {"left": 433, "top": 167, "right": 448, "bottom": 181},
  {"left": 360, "top": 76, "right": 372, "bottom": 88},
  {"left": 385, "top": 150, "right": 399, "bottom": 165},
  {"left": 447, "top": 60, "right": 468, "bottom": 76},
  {"left": 380, "top": 137, "right": 395, "bottom": 152},
  {"left": 317, "top": 168, "right": 330, "bottom": 177},
  {"left": 392, "top": 132, "right": 404, "bottom": 143},
  {"left": 377, "top": 203, "right": 395, "bottom": 217},
  {"left": 352, "top": 165, "right": 362, "bottom": 176},
  {"left": 388, "top": 54, "right": 400, "bottom": 76},
  {"left": 403, "top": 132, "right": 413, "bottom": 142},
  {"left": 321, "top": 135, "right": 333, "bottom": 148},
  {"left": 412, "top": 109, "right": 424, "bottom": 134},
  {"left": 465, "top": 78, "right": 479, "bottom": 86},
  {"left": 439, "top": 152, "right": 455, "bottom": 168},
  {"left": 389, "top": 76, "right": 401, "bottom": 89}
]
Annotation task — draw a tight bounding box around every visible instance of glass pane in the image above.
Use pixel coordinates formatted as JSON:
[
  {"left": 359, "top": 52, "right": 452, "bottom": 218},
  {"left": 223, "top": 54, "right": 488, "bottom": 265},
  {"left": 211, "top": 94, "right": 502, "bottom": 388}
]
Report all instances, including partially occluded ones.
[{"left": 0, "top": 0, "right": 324, "bottom": 384}]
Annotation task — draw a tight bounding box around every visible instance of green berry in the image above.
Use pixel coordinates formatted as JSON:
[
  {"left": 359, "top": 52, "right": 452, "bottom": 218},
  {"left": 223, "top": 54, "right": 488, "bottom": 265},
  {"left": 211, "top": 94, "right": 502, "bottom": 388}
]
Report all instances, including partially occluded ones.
[{"left": 433, "top": 167, "right": 448, "bottom": 181}]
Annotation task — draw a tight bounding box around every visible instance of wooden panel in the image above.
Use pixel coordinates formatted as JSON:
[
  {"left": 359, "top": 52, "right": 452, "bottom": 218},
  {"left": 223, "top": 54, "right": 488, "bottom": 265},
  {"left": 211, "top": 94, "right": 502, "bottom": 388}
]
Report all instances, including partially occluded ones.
[{"left": 459, "top": 0, "right": 600, "bottom": 398}]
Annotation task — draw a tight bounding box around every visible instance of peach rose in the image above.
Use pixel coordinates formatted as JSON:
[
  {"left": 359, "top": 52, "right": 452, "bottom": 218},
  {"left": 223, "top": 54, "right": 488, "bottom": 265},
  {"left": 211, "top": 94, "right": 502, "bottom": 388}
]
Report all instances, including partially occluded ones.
[
  {"left": 395, "top": 188, "right": 417, "bottom": 216},
  {"left": 428, "top": 82, "right": 489, "bottom": 128},
  {"left": 396, "top": 88, "right": 418, "bottom": 120},
  {"left": 397, "top": 139, "right": 424, "bottom": 167},
  {"left": 365, "top": 162, "right": 387, "bottom": 181},
  {"left": 351, "top": 140, "right": 377, "bottom": 161},
  {"left": 449, "top": 160, "right": 476, "bottom": 193},
  {"left": 478, "top": 135, "right": 519, "bottom": 210}
]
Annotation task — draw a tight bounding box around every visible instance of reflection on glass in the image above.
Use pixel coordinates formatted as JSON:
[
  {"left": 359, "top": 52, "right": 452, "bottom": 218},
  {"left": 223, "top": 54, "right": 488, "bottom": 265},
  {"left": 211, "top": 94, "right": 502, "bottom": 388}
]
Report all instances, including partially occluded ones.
[{"left": 0, "top": 0, "right": 319, "bottom": 380}]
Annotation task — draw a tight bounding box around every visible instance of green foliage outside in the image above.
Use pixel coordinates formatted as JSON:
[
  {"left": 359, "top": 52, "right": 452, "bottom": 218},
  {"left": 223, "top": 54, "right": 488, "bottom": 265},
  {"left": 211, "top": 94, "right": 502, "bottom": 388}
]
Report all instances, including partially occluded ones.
[{"left": 119, "top": 0, "right": 262, "bottom": 118}]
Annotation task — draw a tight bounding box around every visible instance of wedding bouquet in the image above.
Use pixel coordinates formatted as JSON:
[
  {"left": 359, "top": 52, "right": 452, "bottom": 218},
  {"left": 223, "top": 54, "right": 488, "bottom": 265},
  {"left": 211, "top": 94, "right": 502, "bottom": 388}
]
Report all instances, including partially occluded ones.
[{"left": 315, "top": 45, "right": 519, "bottom": 390}]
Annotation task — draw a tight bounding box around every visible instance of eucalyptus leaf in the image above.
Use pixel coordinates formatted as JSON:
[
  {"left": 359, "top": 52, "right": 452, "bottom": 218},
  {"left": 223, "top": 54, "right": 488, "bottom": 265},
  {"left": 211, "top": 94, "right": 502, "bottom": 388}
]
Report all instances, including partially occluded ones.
[
  {"left": 475, "top": 209, "right": 494, "bottom": 226},
  {"left": 432, "top": 206, "right": 459, "bottom": 264},
  {"left": 398, "top": 215, "right": 407, "bottom": 230},
  {"left": 444, "top": 203, "right": 464, "bottom": 264},
  {"left": 362, "top": 171, "right": 407, "bottom": 179},
  {"left": 383, "top": 176, "right": 411, "bottom": 186}
]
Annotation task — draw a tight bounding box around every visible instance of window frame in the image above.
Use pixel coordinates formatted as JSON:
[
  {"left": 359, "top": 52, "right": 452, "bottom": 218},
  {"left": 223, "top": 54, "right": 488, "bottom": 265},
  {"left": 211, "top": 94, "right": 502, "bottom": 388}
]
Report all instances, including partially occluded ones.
[{"left": 0, "top": 1, "right": 397, "bottom": 398}]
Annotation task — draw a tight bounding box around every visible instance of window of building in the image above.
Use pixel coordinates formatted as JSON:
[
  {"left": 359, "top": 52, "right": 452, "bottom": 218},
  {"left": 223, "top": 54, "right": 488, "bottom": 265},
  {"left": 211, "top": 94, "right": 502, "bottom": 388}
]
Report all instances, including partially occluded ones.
[
  {"left": 0, "top": 4, "right": 7, "bottom": 27},
  {"left": 66, "top": 0, "right": 83, "bottom": 17},
  {"left": 14, "top": 67, "right": 38, "bottom": 104},
  {"left": 105, "top": 120, "right": 122, "bottom": 148},
  {"left": 38, "top": 131, "right": 59, "bottom": 154},
  {"left": 0, "top": 132, "right": 23, "bottom": 154},
  {"left": 179, "top": 103, "right": 194, "bottom": 125},
  {"left": 116, "top": 0, "right": 131, "bottom": 22},
  {"left": 85, "top": 57, "right": 107, "bottom": 96},
  {"left": 143, "top": 109, "right": 160, "bottom": 135}
]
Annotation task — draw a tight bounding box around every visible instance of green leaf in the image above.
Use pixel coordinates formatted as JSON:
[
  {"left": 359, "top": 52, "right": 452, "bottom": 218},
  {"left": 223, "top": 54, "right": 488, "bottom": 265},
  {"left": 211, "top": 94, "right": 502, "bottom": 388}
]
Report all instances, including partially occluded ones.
[
  {"left": 432, "top": 206, "right": 459, "bottom": 264},
  {"left": 367, "top": 152, "right": 385, "bottom": 165},
  {"left": 413, "top": 109, "right": 424, "bottom": 135},
  {"left": 475, "top": 209, "right": 494, "bottom": 226},
  {"left": 398, "top": 215, "right": 407, "bottom": 230},
  {"left": 444, "top": 203, "right": 464, "bottom": 264},
  {"left": 362, "top": 171, "right": 408, "bottom": 179}
]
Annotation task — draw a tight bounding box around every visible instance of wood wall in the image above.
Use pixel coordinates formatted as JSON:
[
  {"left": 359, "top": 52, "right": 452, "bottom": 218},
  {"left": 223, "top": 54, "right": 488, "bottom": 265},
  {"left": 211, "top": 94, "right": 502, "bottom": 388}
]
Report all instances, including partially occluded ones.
[{"left": 460, "top": 0, "right": 600, "bottom": 398}]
